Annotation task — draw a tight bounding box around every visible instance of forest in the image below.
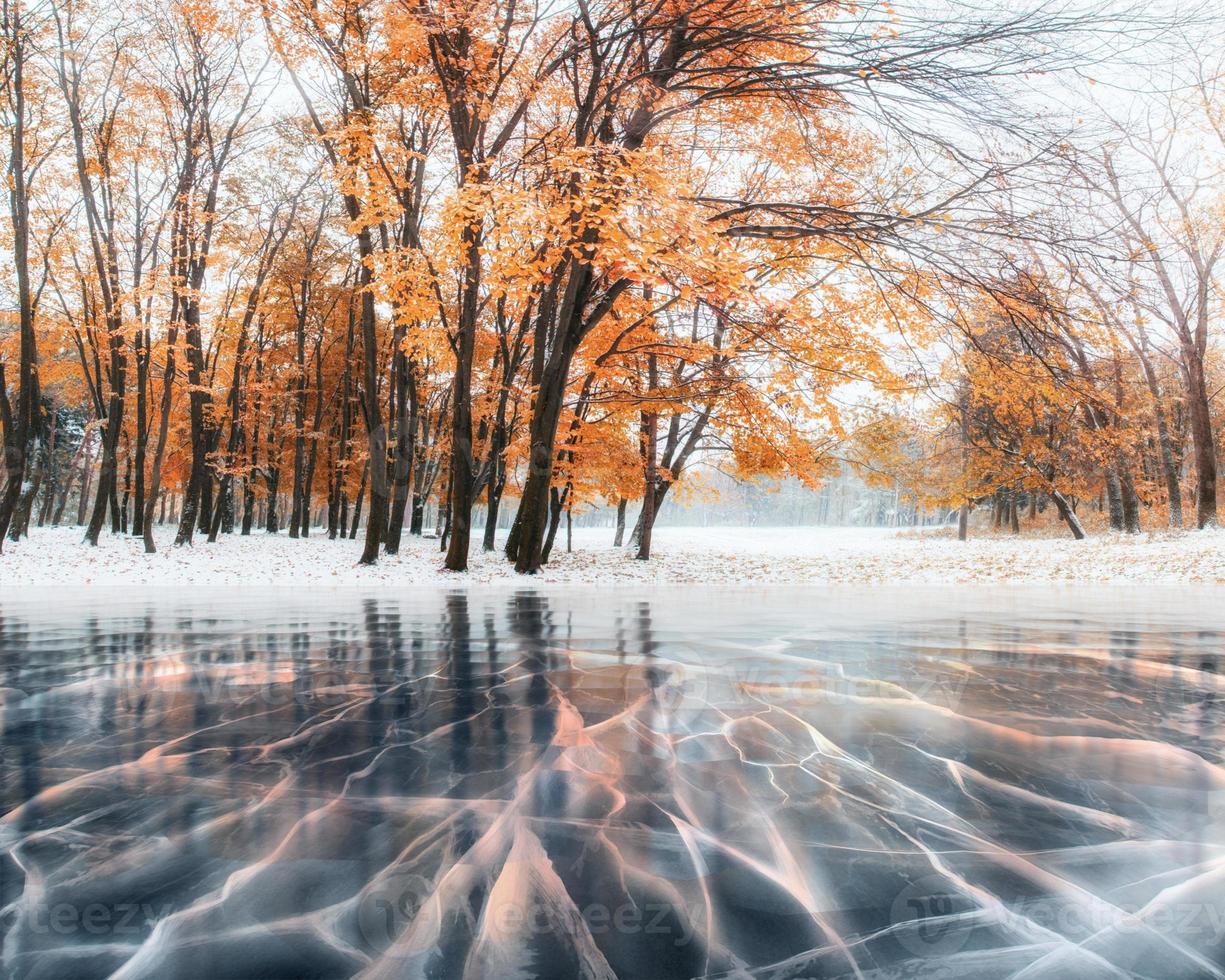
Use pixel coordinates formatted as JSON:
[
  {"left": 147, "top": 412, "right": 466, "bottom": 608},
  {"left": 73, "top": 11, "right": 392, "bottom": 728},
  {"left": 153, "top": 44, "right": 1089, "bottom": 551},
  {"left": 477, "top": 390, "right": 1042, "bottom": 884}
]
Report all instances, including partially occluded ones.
[{"left": 0, "top": 0, "right": 1222, "bottom": 575}]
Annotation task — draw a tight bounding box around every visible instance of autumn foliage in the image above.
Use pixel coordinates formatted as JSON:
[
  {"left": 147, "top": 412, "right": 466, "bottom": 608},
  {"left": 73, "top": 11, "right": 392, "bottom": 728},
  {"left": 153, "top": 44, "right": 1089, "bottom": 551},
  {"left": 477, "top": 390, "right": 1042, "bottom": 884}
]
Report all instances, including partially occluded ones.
[{"left": 1, "top": 0, "right": 1222, "bottom": 563}]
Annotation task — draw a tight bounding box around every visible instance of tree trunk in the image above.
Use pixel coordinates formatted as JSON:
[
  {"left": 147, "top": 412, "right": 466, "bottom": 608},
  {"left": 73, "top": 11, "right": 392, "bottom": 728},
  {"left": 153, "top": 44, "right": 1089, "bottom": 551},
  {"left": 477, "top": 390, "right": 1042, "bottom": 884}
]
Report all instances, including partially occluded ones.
[
  {"left": 1186, "top": 355, "right": 1217, "bottom": 528},
  {"left": 410, "top": 493, "right": 425, "bottom": 536},
  {"left": 350, "top": 459, "right": 368, "bottom": 540},
  {"left": 508, "top": 346, "right": 573, "bottom": 573},
  {"left": 173, "top": 300, "right": 210, "bottom": 547},
  {"left": 330, "top": 311, "right": 355, "bottom": 541},
  {"left": 482, "top": 480, "right": 502, "bottom": 552},
  {"left": 133, "top": 329, "right": 148, "bottom": 537},
  {"left": 77, "top": 438, "right": 94, "bottom": 526},
  {"left": 1118, "top": 461, "right": 1141, "bottom": 534},
  {"left": 0, "top": 21, "right": 40, "bottom": 551},
  {"left": 298, "top": 342, "right": 325, "bottom": 538},
  {"left": 1135, "top": 345, "right": 1183, "bottom": 528},
  {"left": 197, "top": 470, "right": 213, "bottom": 535},
  {"left": 289, "top": 308, "right": 307, "bottom": 539},
  {"left": 1104, "top": 468, "right": 1125, "bottom": 531},
  {"left": 142, "top": 320, "right": 179, "bottom": 555},
  {"left": 265, "top": 468, "right": 280, "bottom": 533},
  {"left": 52, "top": 433, "right": 84, "bottom": 526},
  {"left": 119, "top": 449, "right": 131, "bottom": 534},
  {"left": 8, "top": 449, "right": 42, "bottom": 541},
  {"left": 241, "top": 478, "right": 255, "bottom": 535},
  {"left": 542, "top": 485, "right": 566, "bottom": 564},
  {"left": 36, "top": 408, "right": 57, "bottom": 527},
  {"left": 1051, "top": 490, "right": 1086, "bottom": 540},
  {"left": 439, "top": 473, "right": 452, "bottom": 553},
  {"left": 636, "top": 353, "right": 659, "bottom": 561},
  {"left": 613, "top": 497, "right": 627, "bottom": 547},
  {"left": 84, "top": 370, "right": 123, "bottom": 547},
  {"left": 384, "top": 345, "right": 416, "bottom": 554}
]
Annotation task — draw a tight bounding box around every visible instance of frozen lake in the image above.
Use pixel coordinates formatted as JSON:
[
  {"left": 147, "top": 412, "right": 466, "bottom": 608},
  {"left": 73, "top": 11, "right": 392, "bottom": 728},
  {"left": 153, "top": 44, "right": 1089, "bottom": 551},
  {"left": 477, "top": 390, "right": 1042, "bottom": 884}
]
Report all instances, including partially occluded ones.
[{"left": 1, "top": 587, "right": 1223, "bottom": 978}]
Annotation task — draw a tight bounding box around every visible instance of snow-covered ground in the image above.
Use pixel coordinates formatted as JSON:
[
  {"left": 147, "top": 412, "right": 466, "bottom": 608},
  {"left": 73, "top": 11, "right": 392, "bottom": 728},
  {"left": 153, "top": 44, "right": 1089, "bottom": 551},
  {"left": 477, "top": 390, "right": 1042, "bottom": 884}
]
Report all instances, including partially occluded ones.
[{"left": 3, "top": 523, "right": 1225, "bottom": 591}]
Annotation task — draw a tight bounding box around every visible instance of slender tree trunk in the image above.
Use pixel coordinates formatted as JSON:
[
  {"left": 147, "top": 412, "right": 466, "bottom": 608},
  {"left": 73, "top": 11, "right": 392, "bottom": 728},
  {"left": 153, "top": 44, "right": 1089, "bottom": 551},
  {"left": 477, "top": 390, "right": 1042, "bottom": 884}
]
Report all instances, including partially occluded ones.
[
  {"left": 439, "top": 473, "right": 452, "bottom": 553},
  {"left": 241, "top": 478, "right": 255, "bottom": 535},
  {"left": 8, "top": 449, "right": 42, "bottom": 541},
  {"left": 330, "top": 310, "right": 355, "bottom": 541},
  {"left": 1118, "top": 460, "right": 1141, "bottom": 534},
  {"left": 637, "top": 355, "right": 659, "bottom": 561},
  {"left": 119, "top": 449, "right": 131, "bottom": 533},
  {"left": 1104, "top": 468, "right": 1125, "bottom": 531},
  {"left": 197, "top": 470, "right": 213, "bottom": 535},
  {"left": 84, "top": 346, "right": 125, "bottom": 546},
  {"left": 353, "top": 228, "right": 386, "bottom": 564},
  {"left": 0, "top": 17, "right": 39, "bottom": 551},
  {"left": 142, "top": 321, "right": 179, "bottom": 554},
  {"left": 1051, "top": 489, "right": 1086, "bottom": 540},
  {"left": 133, "top": 329, "right": 148, "bottom": 537},
  {"left": 174, "top": 304, "right": 209, "bottom": 547},
  {"left": 542, "top": 485, "right": 566, "bottom": 563},
  {"left": 1186, "top": 354, "right": 1217, "bottom": 528},
  {"left": 265, "top": 468, "right": 279, "bottom": 533},
  {"left": 289, "top": 309, "right": 307, "bottom": 540},
  {"left": 350, "top": 459, "right": 368, "bottom": 540},
  {"left": 384, "top": 345, "right": 416, "bottom": 554},
  {"left": 508, "top": 350, "right": 572, "bottom": 572},
  {"left": 1135, "top": 348, "right": 1183, "bottom": 528},
  {"left": 613, "top": 497, "right": 627, "bottom": 547},
  {"left": 52, "top": 431, "right": 85, "bottom": 526},
  {"left": 77, "top": 437, "right": 94, "bottom": 525},
  {"left": 36, "top": 408, "right": 57, "bottom": 527},
  {"left": 298, "top": 341, "right": 325, "bottom": 538}
]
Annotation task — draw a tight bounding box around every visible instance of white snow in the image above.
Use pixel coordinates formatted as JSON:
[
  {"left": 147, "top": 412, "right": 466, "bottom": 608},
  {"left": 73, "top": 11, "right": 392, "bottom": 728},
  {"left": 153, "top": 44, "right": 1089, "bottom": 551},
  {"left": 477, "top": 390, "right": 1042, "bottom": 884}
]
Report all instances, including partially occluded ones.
[{"left": 3, "top": 523, "right": 1225, "bottom": 592}]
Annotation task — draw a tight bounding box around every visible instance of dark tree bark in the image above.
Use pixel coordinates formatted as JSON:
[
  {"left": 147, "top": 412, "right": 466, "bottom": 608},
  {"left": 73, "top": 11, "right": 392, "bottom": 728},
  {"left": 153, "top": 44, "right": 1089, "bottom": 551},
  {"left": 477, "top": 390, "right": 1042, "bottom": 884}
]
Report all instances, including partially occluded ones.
[
  {"left": 34, "top": 406, "right": 58, "bottom": 528},
  {"left": 0, "top": 3, "right": 40, "bottom": 549},
  {"left": 141, "top": 311, "right": 179, "bottom": 554},
  {"left": 1051, "top": 489, "right": 1086, "bottom": 540},
  {"left": 1104, "top": 468, "right": 1125, "bottom": 532},
  {"left": 613, "top": 497, "right": 627, "bottom": 547},
  {"left": 636, "top": 353, "right": 659, "bottom": 561},
  {"left": 298, "top": 337, "right": 325, "bottom": 538},
  {"left": 384, "top": 328, "right": 417, "bottom": 555},
  {"left": 329, "top": 303, "right": 355, "bottom": 540},
  {"left": 1130, "top": 325, "right": 1183, "bottom": 528},
  {"left": 1119, "top": 463, "right": 1142, "bottom": 535},
  {"left": 350, "top": 458, "right": 368, "bottom": 540}
]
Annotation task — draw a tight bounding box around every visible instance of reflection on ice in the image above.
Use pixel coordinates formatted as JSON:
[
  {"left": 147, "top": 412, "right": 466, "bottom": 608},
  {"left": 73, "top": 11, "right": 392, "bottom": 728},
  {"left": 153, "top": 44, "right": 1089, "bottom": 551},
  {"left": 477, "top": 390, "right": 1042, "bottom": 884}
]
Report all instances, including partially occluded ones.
[{"left": 0, "top": 588, "right": 1223, "bottom": 979}]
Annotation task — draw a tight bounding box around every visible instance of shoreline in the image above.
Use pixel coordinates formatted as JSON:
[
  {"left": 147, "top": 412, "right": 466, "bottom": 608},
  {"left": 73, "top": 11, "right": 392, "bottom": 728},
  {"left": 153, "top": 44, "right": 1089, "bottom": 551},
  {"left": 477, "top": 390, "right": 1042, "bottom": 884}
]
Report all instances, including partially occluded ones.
[{"left": 3, "top": 524, "right": 1225, "bottom": 591}]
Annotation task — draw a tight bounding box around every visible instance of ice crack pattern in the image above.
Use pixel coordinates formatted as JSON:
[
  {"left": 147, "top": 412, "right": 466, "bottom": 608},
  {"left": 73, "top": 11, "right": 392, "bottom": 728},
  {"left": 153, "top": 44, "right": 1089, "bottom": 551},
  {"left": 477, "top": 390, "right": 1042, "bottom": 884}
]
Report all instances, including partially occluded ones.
[{"left": 1, "top": 587, "right": 1223, "bottom": 979}]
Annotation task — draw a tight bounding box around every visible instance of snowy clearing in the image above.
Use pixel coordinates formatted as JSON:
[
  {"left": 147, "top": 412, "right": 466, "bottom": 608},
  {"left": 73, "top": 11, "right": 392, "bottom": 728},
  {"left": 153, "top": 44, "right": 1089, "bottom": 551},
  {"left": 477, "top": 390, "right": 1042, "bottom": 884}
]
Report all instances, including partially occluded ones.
[{"left": 3, "top": 523, "right": 1225, "bottom": 591}]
